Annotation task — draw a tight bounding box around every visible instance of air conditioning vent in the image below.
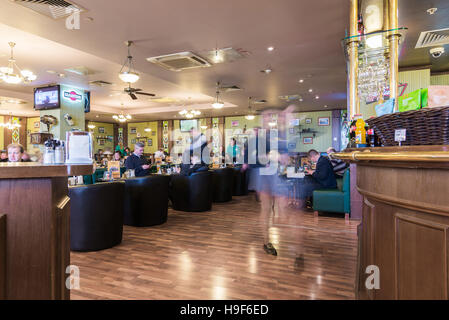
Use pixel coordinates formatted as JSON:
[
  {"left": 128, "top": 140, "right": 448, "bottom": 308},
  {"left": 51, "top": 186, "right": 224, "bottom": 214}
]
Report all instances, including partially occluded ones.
[
  {"left": 12, "top": 0, "right": 86, "bottom": 19},
  {"left": 415, "top": 28, "right": 449, "bottom": 48},
  {"left": 218, "top": 85, "right": 242, "bottom": 93},
  {"left": 146, "top": 52, "right": 211, "bottom": 71},
  {"left": 89, "top": 80, "right": 113, "bottom": 87}
]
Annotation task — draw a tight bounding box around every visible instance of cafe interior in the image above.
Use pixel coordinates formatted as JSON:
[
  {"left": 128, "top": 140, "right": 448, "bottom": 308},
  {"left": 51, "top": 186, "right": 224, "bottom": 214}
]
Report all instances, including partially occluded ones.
[{"left": 0, "top": 0, "right": 449, "bottom": 300}]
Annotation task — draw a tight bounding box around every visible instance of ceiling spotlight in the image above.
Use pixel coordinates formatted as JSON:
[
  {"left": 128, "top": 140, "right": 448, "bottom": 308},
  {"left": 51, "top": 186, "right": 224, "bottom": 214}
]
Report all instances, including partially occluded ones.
[
  {"left": 144, "top": 128, "right": 152, "bottom": 132},
  {"left": 267, "top": 46, "right": 274, "bottom": 51},
  {"left": 427, "top": 8, "right": 437, "bottom": 15},
  {"left": 324, "top": 105, "right": 328, "bottom": 108},
  {"left": 261, "top": 68, "right": 272, "bottom": 74},
  {"left": 200, "top": 125, "right": 208, "bottom": 129},
  {"left": 299, "top": 98, "right": 304, "bottom": 102},
  {"left": 212, "top": 82, "right": 224, "bottom": 109},
  {"left": 308, "top": 89, "right": 313, "bottom": 93},
  {"left": 95, "top": 114, "right": 99, "bottom": 118},
  {"left": 268, "top": 121, "right": 277, "bottom": 127},
  {"left": 315, "top": 95, "right": 320, "bottom": 99},
  {"left": 87, "top": 124, "right": 96, "bottom": 129},
  {"left": 299, "top": 79, "right": 304, "bottom": 83}
]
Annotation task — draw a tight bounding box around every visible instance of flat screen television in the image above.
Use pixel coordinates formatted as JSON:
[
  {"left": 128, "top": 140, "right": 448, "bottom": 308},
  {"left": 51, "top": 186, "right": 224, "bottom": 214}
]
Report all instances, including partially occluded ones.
[
  {"left": 34, "top": 85, "right": 60, "bottom": 110},
  {"left": 84, "top": 90, "right": 90, "bottom": 113},
  {"left": 180, "top": 119, "right": 198, "bottom": 132}
]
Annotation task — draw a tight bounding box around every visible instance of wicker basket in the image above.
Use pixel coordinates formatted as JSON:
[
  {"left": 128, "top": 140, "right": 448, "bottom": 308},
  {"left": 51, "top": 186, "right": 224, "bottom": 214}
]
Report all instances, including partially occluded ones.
[{"left": 366, "top": 106, "right": 449, "bottom": 146}]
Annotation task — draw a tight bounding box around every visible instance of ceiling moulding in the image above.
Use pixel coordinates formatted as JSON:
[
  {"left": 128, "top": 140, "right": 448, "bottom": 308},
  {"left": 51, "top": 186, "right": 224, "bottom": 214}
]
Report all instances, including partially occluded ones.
[
  {"left": 125, "top": 103, "right": 238, "bottom": 115},
  {"left": 12, "top": 0, "right": 87, "bottom": 20}
]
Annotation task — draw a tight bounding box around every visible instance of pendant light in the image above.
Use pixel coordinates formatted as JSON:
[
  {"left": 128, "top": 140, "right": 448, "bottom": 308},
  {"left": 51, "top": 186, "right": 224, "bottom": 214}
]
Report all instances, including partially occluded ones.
[
  {"left": 119, "top": 41, "right": 140, "bottom": 84},
  {"left": 245, "top": 97, "right": 255, "bottom": 120},
  {"left": 212, "top": 82, "right": 224, "bottom": 109}
]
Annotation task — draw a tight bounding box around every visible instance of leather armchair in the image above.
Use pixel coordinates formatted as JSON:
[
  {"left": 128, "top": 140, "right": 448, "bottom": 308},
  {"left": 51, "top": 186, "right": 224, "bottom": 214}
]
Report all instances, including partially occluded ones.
[
  {"left": 313, "top": 170, "right": 350, "bottom": 217},
  {"left": 124, "top": 175, "right": 170, "bottom": 226},
  {"left": 69, "top": 181, "right": 125, "bottom": 251},
  {"left": 233, "top": 167, "right": 248, "bottom": 196},
  {"left": 211, "top": 167, "right": 234, "bottom": 202},
  {"left": 170, "top": 171, "right": 213, "bottom": 212}
]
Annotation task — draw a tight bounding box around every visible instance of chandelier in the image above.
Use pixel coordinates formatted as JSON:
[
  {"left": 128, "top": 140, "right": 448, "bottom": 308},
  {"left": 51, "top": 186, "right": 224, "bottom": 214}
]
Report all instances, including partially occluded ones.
[
  {"left": 0, "top": 42, "right": 37, "bottom": 84},
  {"left": 118, "top": 41, "right": 139, "bottom": 84},
  {"left": 112, "top": 113, "right": 132, "bottom": 122},
  {"left": 212, "top": 81, "right": 224, "bottom": 109},
  {"left": 179, "top": 109, "right": 201, "bottom": 119}
]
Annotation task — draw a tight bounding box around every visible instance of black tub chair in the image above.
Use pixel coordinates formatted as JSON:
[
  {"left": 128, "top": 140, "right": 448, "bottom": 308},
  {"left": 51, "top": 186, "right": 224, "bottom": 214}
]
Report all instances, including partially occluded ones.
[
  {"left": 170, "top": 171, "right": 213, "bottom": 212},
  {"left": 124, "top": 175, "right": 170, "bottom": 227},
  {"left": 233, "top": 167, "right": 249, "bottom": 196},
  {"left": 211, "top": 167, "right": 234, "bottom": 202},
  {"left": 69, "top": 181, "right": 125, "bottom": 252}
]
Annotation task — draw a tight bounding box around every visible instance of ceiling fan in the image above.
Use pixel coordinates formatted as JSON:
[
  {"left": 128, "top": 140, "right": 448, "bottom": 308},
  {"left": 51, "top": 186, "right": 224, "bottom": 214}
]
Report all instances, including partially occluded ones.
[{"left": 123, "top": 83, "right": 155, "bottom": 100}]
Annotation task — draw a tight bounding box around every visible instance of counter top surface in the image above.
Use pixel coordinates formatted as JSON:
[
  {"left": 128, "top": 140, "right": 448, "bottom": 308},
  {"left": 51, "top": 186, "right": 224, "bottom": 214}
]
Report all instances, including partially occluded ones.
[{"left": 0, "top": 162, "right": 94, "bottom": 179}]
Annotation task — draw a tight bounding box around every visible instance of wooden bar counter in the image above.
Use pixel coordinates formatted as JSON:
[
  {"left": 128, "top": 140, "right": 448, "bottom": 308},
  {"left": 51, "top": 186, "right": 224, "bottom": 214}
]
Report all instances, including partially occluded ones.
[
  {"left": 334, "top": 146, "right": 449, "bottom": 300},
  {"left": 0, "top": 162, "right": 93, "bottom": 300}
]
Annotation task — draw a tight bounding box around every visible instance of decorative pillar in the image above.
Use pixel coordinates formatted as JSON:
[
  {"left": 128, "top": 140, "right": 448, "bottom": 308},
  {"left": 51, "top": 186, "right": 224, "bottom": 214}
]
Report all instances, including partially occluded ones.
[
  {"left": 388, "top": 0, "right": 399, "bottom": 112},
  {"left": 348, "top": 0, "right": 360, "bottom": 120}
]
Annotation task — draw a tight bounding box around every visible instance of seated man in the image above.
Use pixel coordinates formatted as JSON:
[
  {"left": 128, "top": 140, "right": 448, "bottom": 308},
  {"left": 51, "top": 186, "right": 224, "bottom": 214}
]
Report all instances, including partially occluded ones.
[
  {"left": 326, "top": 147, "right": 349, "bottom": 177},
  {"left": 0, "top": 150, "right": 8, "bottom": 162},
  {"left": 124, "top": 142, "right": 151, "bottom": 177},
  {"left": 7, "top": 143, "right": 25, "bottom": 162},
  {"left": 297, "top": 149, "right": 337, "bottom": 208},
  {"left": 180, "top": 154, "right": 208, "bottom": 176}
]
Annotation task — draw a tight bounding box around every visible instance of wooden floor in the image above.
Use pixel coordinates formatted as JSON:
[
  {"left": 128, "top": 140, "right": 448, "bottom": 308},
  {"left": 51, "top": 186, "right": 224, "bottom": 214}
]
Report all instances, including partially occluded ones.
[{"left": 71, "top": 194, "right": 359, "bottom": 300}]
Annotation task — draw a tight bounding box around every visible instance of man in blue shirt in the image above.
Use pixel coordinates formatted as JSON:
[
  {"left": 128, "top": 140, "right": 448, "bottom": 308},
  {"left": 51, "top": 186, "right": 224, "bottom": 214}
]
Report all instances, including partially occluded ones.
[{"left": 124, "top": 142, "right": 151, "bottom": 177}]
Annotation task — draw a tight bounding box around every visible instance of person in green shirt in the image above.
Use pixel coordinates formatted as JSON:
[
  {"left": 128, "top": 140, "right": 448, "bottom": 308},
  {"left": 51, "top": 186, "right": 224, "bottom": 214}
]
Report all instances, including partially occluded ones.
[
  {"left": 226, "top": 138, "right": 241, "bottom": 164},
  {"left": 115, "top": 142, "right": 126, "bottom": 157}
]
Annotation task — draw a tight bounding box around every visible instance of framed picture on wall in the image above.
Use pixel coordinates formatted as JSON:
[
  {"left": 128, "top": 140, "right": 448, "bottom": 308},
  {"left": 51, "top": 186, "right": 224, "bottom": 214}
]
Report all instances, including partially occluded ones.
[
  {"left": 318, "top": 117, "right": 330, "bottom": 126},
  {"left": 305, "top": 118, "right": 312, "bottom": 124},
  {"left": 130, "top": 127, "right": 137, "bottom": 134},
  {"left": 147, "top": 139, "right": 153, "bottom": 146},
  {"left": 34, "top": 121, "right": 40, "bottom": 128},
  {"left": 131, "top": 139, "right": 136, "bottom": 144},
  {"left": 303, "top": 137, "right": 313, "bottom": 144},
  {"left": 99, "top": 139, "right": 105, "bottom": 146},
  {"left": 231, "top": 120, "right": 239, "bottom": 127},
  {"left": 152, "top": 131, "right": 156, "bottom": 136},
  {"left": 98, "top": 127, "right": 105, "bottom": 133}
]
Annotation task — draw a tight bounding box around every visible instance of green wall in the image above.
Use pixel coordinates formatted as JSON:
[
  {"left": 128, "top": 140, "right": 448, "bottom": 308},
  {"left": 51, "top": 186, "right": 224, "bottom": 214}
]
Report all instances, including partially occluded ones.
[
  {"left": 127, "top": 121, "right": 158, "bottom": 154},
  {"left": 87, "top": 121, "right": 114, "bottom": 154}
]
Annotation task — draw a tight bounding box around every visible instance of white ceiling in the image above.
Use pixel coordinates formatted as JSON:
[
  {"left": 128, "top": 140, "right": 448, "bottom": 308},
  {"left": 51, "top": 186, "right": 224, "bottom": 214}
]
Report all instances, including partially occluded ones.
[{"left": 0, "top": 0, "right": 351, "bottom": 121}]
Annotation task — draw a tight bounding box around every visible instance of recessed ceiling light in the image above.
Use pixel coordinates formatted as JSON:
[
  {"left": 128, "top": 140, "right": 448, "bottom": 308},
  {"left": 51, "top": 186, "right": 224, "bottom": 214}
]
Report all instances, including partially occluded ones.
[
  {"left": 261, "top": 68, "right": 272, "bottom": 74},
  {"left": 267, "top": 46, "right": 274, "bottom": 51},
  {"left": 324, "top": 105, "right": 328, "bottom": 108},
  {"left": 427, "top": 8, "right": 437, "bottom": 15},
  {"left": 299, "top": 79, "right": 304, "bottom": 83},
  {"left": 46, "top": 70, "right": 56, "bottom": 74},
  {"left": 95, "top": 114, "right": 99, "bottom": 118},
  {"left": 299, "top": 98, "right": 304, "bottom": 102},
  {"left": 308, "top": 89, "right": 313, "bottom": 93},
  {"left": 315, "top": 95, "right": 320, "bottom": 99},
  {"left": 58, "top": 73, "right": 66, "bottom": 78}
]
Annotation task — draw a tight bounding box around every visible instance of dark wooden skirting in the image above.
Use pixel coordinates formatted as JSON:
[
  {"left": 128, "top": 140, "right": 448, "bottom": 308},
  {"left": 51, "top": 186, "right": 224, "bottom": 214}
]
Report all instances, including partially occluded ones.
[{"left": 0, "top": 214, "right": 5, "bottom": 300}]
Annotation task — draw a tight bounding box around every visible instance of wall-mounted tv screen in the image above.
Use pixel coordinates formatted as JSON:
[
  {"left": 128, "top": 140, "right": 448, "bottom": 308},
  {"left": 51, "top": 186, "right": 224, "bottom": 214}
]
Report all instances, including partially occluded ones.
[
  {"left": 34, "top": 85, "right": 60, "bottom": 110},
  {"left": 84, "top": 90, "right": 90, "bottom": 113},
  {"left": 180, "top": 119, "right": 198, "bottom": 132}
]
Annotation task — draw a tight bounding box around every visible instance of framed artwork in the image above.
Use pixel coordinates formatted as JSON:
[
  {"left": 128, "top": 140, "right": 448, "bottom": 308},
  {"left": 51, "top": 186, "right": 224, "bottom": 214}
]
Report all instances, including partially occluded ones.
[
  {"left": 303, "top": 137, "right": 313, "bottom": 144},
  {"left": 305, "top": 118, "right": 312, "bottom": 124},
  {"left": 130, "top": 127, "right": 137, "bottom": 134},
  {"left": 231, "top": 120, "right": 239, "bottom": 127},
  {"left": 137, "top": 132, "right": 141, "bottom": 138},
  {"left": 131, "top": 139, "right": 136, "bottom": 144},
  {"left": 98, "top": 127, "right": 105, "bottom": 134},
  {"left": 152, "top": 131, "right": 156, "bottom": 136},
  {"left": 34, "top": 121, "right": 40, "bottom": 128},
  {"left": 99, "top": 139, "right": 105, "bottom": 146},
  {"left": 147, "top": 139, "right": 152, "bottom": 146},
  {"left": 318, "top": 117, "right": 330, "bottom": 126}
]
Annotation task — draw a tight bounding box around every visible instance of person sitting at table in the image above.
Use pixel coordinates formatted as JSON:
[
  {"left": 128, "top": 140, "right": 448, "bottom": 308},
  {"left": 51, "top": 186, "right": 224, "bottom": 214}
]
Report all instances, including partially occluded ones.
[
  {"left": 124, "top": 142, "right": 150, "bottom": 177},
  {"left": 113, "top": 150, "right": 125, "bottom": 166},
  {"left": 124, "top": 147, "right": 131, "bottom": 156},
  {"left": 326, "top": 147, "right": 349, "bottom": 177},
  {"left": 180, "top": 154, "right": 208, "bottom": 176},
  {"left": 95, "top": 149, "right": 104, "bottom": 162},
  {"left": 298, "top": 149, "right": 337, "bottom": 208},
  {"left": 226, "top": 137, "right": 241, "bottom": 164},
  {"left": 154, "top": 148, "right": 166, "bottom": 160},
  {"left": 0, "top": 150, "right": 8, "bottom": 162},
  {"left": 7, "top": 143, "right": 25, "bottom": 162}
]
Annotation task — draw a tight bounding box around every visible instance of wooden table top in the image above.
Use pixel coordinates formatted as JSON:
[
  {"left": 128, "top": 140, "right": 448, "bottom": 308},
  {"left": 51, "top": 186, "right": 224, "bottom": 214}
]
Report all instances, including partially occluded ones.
[{"left": 0, "top": 162, "right": 94, "bottom": 179}]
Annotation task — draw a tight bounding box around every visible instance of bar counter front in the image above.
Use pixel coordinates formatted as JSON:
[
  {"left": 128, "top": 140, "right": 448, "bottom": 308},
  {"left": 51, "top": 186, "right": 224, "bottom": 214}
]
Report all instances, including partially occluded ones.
[
  {"left": 335, "top": 145, "right": 449, "bottom": 300},
  {"left": 0, "top": 162, "right": 93, "bottom": 300}
]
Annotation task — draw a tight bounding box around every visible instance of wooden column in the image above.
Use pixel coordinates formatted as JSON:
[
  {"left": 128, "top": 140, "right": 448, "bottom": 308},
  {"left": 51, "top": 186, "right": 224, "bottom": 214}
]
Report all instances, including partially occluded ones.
[
  {"left": 0, "top": 214, "right": 5, "bottom": 300},
  {"left": 167, "top": 120, "right": 174, "bottom": 153},
  {"left": 157, "top": 120, "right": 163, "bottom": 150}
]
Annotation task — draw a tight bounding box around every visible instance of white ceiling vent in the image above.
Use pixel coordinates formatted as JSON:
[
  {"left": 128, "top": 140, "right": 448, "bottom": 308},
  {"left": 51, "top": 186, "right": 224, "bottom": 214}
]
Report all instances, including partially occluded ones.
[
  {"left": 12, "top": 0, "right": 85, "bottom": 19},
  {"left": 415, "top": 28, "right": 449, "bottom": 48},
  {"left": 146, "top": 52, "right": 211, "bottom": 72},
  {"left": 89, "top": 80, "right": 113, "bottom": 87}
]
